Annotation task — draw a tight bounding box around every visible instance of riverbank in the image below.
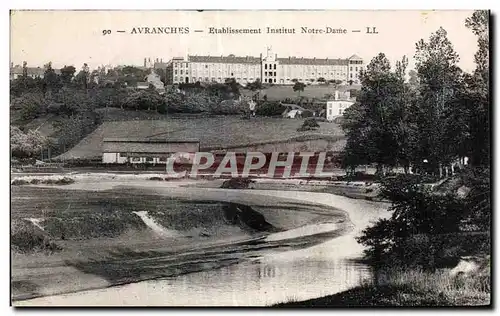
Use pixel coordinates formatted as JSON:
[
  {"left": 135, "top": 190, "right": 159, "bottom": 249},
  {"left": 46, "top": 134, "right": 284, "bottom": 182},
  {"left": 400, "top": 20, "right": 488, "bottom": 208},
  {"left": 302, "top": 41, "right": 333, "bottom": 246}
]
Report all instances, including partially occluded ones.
[{"left": 274, "top": 267, "right": 491, "bottom": 307}]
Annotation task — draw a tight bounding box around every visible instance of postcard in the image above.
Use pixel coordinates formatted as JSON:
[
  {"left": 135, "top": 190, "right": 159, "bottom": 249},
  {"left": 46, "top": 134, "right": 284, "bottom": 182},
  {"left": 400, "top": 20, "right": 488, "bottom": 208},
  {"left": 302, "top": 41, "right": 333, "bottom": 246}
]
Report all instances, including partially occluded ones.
[{"left": 10, "top": 10, "right": 491, "bottom": 307}]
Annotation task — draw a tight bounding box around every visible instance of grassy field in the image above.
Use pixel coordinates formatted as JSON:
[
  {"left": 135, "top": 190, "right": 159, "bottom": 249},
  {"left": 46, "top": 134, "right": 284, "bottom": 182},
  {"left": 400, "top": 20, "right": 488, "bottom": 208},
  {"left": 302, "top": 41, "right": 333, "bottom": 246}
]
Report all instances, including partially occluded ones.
[
  {"left": 275, "top": 268, "right": 491, "bottom": 307},
  {"left": 56, "top": 116, "right": 344, "bottom": 160}
]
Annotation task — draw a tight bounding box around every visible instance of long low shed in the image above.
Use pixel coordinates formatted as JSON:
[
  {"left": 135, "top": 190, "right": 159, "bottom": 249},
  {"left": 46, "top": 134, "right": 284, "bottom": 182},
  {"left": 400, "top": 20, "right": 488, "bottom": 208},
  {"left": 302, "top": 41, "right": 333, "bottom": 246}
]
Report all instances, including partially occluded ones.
[{"left": 102, "top": 138, "right": 200, "bottom": 164}]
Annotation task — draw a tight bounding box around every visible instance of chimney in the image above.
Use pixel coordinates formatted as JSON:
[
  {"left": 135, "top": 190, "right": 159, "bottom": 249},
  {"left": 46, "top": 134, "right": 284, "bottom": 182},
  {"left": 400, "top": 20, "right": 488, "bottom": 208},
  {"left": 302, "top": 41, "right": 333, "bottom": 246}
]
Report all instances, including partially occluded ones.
[
  {"left": 144, "top": 58, "right": 147, "bottom": 67},
  {"left": 334, "top": 90, "right": 339, "bottom": 100}
]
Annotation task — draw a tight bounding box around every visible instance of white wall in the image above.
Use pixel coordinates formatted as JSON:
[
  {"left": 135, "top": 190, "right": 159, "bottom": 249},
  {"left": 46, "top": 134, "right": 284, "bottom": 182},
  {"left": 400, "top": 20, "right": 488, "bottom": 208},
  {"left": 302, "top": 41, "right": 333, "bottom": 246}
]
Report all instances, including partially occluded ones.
[
  {"left": 102, "top": 153, "right": 118, "bottom": 163},
  {"left": 326, "top": 100, "right": 353, "bottom": 121}
]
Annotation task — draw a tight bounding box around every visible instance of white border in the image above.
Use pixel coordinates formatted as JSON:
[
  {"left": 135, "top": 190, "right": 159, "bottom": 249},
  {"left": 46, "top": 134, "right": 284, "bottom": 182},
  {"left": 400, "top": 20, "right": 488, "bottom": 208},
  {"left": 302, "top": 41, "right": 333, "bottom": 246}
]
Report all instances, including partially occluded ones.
[{"left": 2, "top": 1, "right": 498, "bottom": 315}]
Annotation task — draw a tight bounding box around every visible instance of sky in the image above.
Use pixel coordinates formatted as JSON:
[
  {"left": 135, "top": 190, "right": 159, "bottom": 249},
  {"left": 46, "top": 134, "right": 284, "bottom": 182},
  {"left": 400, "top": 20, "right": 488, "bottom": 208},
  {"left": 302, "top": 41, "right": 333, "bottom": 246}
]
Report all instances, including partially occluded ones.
[{"left": 10, "top": 10, "right": 479, "bottom": 72}]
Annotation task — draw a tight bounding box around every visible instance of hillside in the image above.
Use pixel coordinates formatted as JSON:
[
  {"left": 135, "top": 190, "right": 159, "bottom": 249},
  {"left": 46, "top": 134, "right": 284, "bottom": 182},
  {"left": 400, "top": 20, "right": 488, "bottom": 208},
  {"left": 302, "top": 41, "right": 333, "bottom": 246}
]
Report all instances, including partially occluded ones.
[
  {"left": 241, "top": 84, "right": 361, "bottom": 101},
  {"left": 56, "top": 116, "right": 345, "bottom": 160}
]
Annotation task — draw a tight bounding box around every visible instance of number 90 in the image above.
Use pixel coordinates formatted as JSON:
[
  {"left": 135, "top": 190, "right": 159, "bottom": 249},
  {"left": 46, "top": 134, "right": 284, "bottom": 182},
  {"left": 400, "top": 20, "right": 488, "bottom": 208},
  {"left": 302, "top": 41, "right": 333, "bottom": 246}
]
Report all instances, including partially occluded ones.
[{"left": 102, "top": 30, "right": 111, "bottom": 36}]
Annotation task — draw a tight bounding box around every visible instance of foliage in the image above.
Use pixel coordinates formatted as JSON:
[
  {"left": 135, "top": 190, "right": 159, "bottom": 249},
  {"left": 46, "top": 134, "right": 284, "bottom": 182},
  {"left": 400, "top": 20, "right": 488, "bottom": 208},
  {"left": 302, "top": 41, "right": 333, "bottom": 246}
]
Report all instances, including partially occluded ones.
[
  {"left": 246, "top": 78, "right": 263, "bottom": 91},
  {"left": 122, "top": 90, "right": 166, "bottom": 113},
  {"left": 297, "top": 118, "right": 320, "bottom": 132},
  {"left": 341, "top": 53, "right": 411, "bottom": 173},
  {"left": 12, "top": 92, "right": 48, "bottom": 120},
  {"left": 255, "top": 101, "right": 286, "bottom": 116},
  {"left": 292, "top": 82, "right": 306, "bottom": 96},
  {"left": 10, "top": 126, "right": 48, "bottom": 158},
  {"left": 357, "top": 175, "right": 476, "bottom": 269}
]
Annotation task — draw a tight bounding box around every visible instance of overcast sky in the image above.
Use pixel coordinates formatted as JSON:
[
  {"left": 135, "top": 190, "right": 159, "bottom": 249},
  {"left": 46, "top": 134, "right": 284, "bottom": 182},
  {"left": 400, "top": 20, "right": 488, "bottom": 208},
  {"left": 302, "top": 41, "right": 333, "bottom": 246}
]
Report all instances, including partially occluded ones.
[{"left": 10, "top": 10, "right": 479, "bottom": 72}]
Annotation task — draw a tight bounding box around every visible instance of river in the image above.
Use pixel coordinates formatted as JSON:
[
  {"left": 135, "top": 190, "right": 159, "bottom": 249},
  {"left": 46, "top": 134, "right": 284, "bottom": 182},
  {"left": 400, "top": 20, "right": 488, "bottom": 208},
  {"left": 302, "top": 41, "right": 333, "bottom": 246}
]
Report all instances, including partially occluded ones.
[{"left": 12, "top": 179, "right": 390, "bottom": 306}]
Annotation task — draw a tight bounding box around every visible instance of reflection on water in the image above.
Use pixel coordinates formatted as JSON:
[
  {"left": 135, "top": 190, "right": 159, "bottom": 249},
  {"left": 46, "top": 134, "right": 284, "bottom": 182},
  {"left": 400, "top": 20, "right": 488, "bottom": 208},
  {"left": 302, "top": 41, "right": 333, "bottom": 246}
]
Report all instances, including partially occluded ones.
[{"left": 17, "top": 232, "right": 372, "bottom": 306}]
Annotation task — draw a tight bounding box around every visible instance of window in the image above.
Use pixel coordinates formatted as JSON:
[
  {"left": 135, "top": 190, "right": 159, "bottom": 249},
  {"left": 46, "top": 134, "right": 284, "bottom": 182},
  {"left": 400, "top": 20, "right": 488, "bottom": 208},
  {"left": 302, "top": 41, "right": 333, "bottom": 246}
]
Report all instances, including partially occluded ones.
[
  {"left": 180, "top": 70, "right": 183, "bottom": 75},
  {"left": 174, "top": 70, "right": 178, "bottom": 75},
  {"left": 205, "top": 65, "right": 208, "bottom": 68},
  {"left": 350, "top": 73, "right": 353, "bottom": 78},
  {"left": 355, "top": 67, "right": 358, "bottom": 71},
  {"left": 274, "top": 72, "right": 276, "bottom": 76},
  {"left": 339, "top": 109, "right": 342, "bottom": 115},
  {"left": 265, "top": 71, "right": 267, "bottom": 76},
  {"left": 274, "top": 79, "right": 276, "bottom": 83},
  {"left": 265, "top": 64, "right": 268, "bottom": 69},
  {"left": 328, "top": 109, "right": 332, "bottom": 116},
  {"left": 274, "top": 64, "right": 276, "bottom": 70},
  {"left": 350, "top": 67, "right": 353, "bottom": 71},
  {"left": 119, "top": 153, "right": 128, "bottom": 158}
]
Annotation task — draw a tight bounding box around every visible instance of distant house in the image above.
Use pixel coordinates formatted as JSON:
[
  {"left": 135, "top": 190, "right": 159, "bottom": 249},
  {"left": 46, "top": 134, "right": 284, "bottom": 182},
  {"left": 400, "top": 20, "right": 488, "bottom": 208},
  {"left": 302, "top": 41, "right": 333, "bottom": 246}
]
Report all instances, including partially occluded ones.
[
  {"left": 144, "top": 70, "right": 166, "bottom": 94},
  {"left": 326, "top": 90, "right": 354, "bottom": 121},
  {"left": 10, "top": 64, "right": 61, "bottom": 80},
  {"left": 281, "top": 104, "right": 307, "bottom": 118}
]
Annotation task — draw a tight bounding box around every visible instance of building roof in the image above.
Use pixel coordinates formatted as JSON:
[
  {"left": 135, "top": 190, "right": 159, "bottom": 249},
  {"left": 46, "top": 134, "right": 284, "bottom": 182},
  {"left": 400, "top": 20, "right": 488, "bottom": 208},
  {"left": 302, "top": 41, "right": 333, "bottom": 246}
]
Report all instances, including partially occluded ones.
[
  {"left": 10, "top": 66, "right": 61, "bottom": 76},
  {"left": 348, "top": 54, "right": 363, "bottom": 61},
  {"left": 277, "top": 57, "right": 349, "bottom": 66},
  {"left": 103, "top": 137, "right": 200, "bottom": 143},
  {"left": 188, "top": 55, "right": 261, "bottom": 64},
  {"left": 154, "top": 62, "right": 169, "bottom": 69}
]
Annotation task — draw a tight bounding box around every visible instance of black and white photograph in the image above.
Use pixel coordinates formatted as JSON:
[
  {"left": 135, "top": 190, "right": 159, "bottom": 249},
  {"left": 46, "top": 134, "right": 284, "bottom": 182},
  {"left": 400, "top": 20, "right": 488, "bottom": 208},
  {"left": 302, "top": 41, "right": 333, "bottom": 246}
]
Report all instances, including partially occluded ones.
[{"left": 8, "top": 9, "right": 491, "bottom": 307}]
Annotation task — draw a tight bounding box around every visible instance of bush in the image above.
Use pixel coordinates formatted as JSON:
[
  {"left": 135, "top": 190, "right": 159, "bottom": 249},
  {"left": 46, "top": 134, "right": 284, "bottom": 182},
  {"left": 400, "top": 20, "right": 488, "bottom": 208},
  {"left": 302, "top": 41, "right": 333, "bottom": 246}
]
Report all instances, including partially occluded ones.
[
  {"left": 297, "top": 118, "right": 320, "bottom": 131},
  {"left": 357, "top": 174, "right": 488, "bottom": 269},
  {"left": 255, "top": 101, "right": 285, "bottom": 117},
  {"left": 220, "top": 178, "right": 255, "bottom": 189}
]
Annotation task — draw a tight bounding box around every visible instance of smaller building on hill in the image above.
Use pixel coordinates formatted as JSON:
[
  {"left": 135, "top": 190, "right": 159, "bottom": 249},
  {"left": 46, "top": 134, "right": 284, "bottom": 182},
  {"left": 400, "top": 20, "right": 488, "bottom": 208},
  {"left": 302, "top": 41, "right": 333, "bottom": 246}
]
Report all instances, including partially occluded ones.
[
  {"left": 326, "top": 90, "right": 355, "bottom": 121},
  {"left": 102, "top": 138, "right": 200, "bottom": 164}
]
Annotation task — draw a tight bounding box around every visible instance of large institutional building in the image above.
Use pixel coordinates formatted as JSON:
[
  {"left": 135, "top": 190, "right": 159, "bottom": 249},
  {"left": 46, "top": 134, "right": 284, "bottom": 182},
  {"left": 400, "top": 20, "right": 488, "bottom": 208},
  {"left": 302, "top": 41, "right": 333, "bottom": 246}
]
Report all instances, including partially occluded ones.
[{"left": 164, "top": 48, "right": 364, "bottom": 86}]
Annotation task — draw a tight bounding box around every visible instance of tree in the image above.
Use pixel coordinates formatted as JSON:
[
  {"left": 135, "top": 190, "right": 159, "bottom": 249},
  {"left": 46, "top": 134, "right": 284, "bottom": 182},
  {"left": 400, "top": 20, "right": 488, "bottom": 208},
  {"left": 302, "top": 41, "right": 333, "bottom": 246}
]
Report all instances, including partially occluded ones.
[
  {"left": 246, "top": 78, "right": 263, "bottom": 91},
  {"left": 10, "top": 126, "right": 48, "bottom": 158},
  {"left": 464, "top": 10, "right": 490, "bottom": 166},
  {"left": 123, "top": 90, "right": 166, "bottom": 112},
  {"left": 297, "top": 118, "right": 320, "bottom": 132},
  {"left": 413, "top": 27, "right": 464, "bottom": 175},
  {"left": 13, "top": 92, "right": 48, "bottom": 120},
  {"left": 43, "top": 62, "right": 61, "bottom": 94},
  {"left": 317, "top": 77, "right": 326, "bottom": 83},
  {"left": 60, "top": 65, "right": 76, "bottom": 85},
  {"left": 224, "top": 78, "right": 240, "bottom": 97},
  {"left": 341, "top": 53, "right": 412, "bottom": 175},
  {"left": 292, "top": 81, "right": 306, "bottom": 97}
]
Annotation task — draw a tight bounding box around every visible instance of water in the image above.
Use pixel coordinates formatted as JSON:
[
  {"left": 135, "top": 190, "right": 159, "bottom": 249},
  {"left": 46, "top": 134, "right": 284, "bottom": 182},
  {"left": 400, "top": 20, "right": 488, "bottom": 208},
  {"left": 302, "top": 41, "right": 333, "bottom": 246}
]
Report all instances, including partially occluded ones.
[
  {"left": 15, "top": 225, "right": 372, "bottom": 306},
  {"left": 13, "top": 184, "right": 389, "bottom": 306}
]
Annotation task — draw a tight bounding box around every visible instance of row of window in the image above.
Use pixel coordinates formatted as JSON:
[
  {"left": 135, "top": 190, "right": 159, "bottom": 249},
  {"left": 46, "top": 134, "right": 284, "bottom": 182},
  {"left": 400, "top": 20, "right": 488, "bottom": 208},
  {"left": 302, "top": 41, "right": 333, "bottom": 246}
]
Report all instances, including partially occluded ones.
[
  {"left": 264, "top": 64, "right": 277, "bottom": 70},
  {"left": 173, "top": 77, "right": 256, "bottom": 82},
  {"left": 349, "top": 67, "right": 362, "bottom": 71},
  {"left": 174, "top": 63, "right": 189, "bottom": 68},
  {"left": 328, "top": 109, "right": 344, "bottom": 116},
  {"left": 264, "top": 71, "right": 277, "bottom": 77}
]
